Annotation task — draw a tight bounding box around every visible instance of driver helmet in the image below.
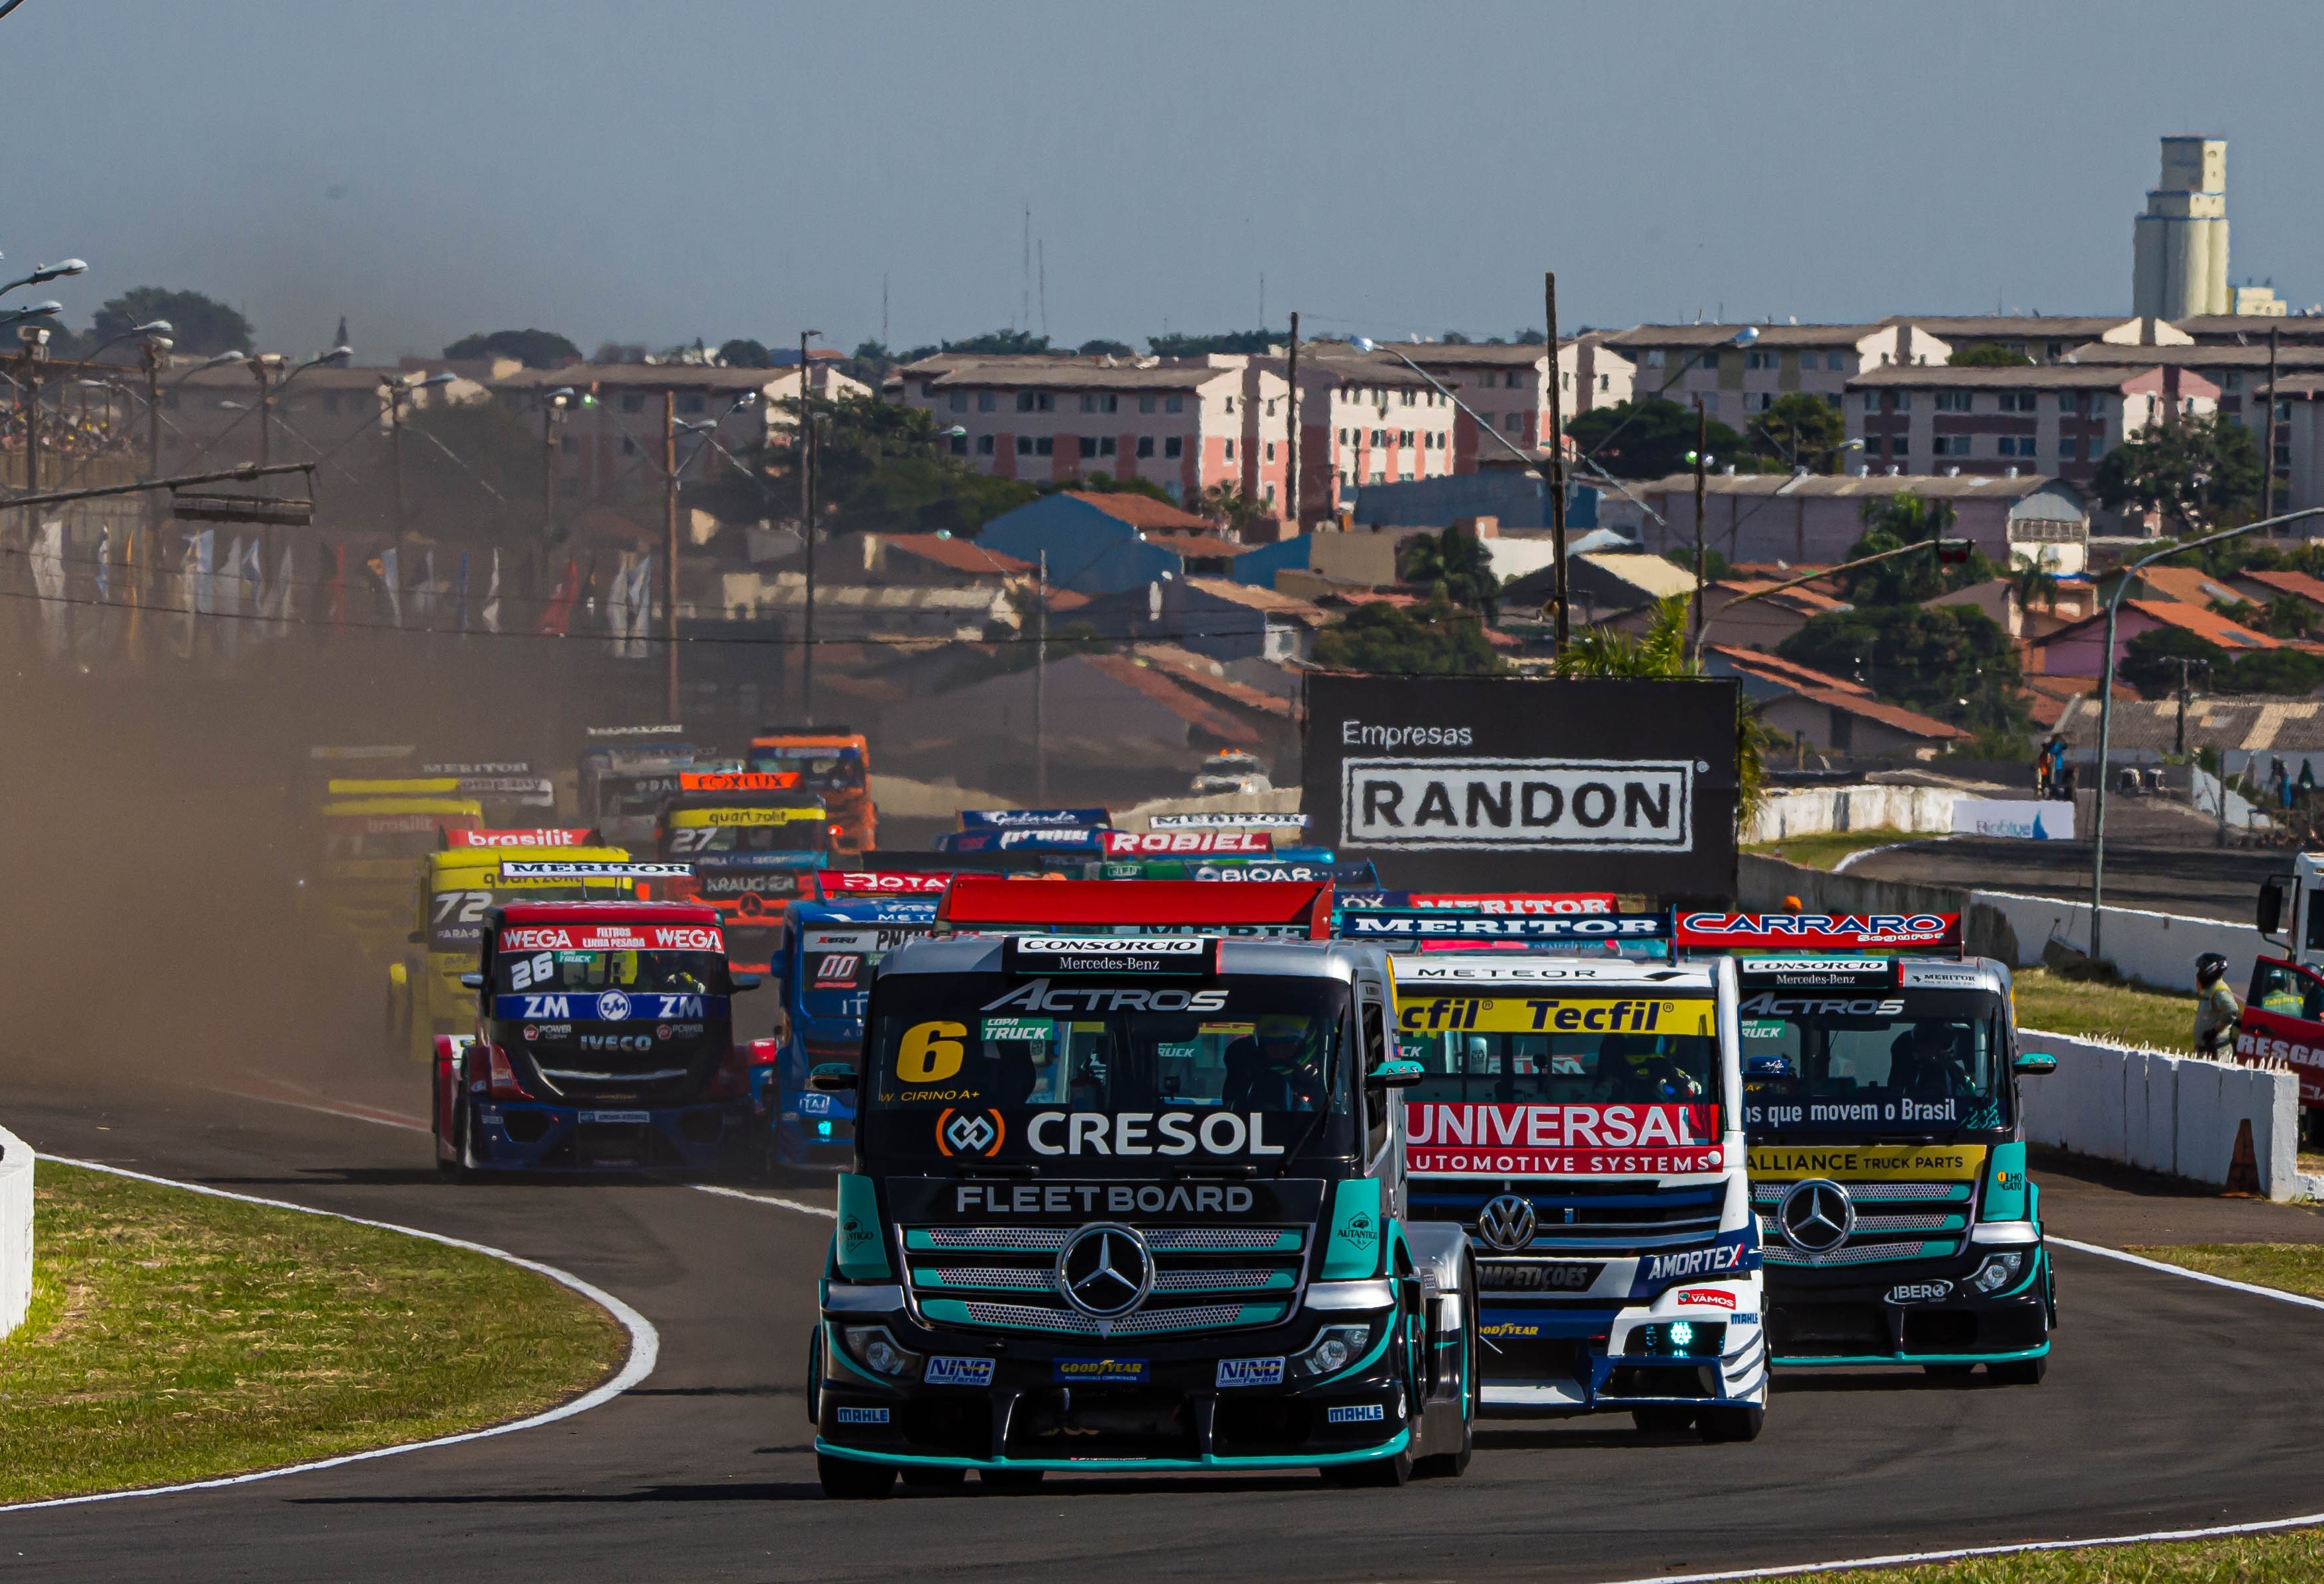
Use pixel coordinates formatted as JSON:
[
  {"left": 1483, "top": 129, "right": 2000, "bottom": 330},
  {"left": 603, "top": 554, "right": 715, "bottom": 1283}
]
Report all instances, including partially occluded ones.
[{"left": 2196, "top": 952, "right": 2229, "bottom": 987}]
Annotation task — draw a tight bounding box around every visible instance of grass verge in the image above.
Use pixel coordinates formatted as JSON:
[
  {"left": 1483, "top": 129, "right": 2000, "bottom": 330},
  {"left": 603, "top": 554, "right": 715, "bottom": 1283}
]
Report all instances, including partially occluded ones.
[
  {"left": 1809, "top": 1528, "right": 2324, "bottom": 1581},
  {"left": 2122, "top": 1242, "right": 2324, "bottom": 1301},
  {"left": 1741, "top": 826, "right": 1929, "bottom": 871},
  {"left": 2013, "top": 967, "right": 2197, "bottom": 1055},
  {"left": 0, "top": 1161, "right": 625, "bottom": 1503}
]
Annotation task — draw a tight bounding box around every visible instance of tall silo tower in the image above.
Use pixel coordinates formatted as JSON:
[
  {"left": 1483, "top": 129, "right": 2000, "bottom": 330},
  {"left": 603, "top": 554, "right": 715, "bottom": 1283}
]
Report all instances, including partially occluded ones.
[{"left": 2133, "top": 136, "right": 2229, "bottom": 319}]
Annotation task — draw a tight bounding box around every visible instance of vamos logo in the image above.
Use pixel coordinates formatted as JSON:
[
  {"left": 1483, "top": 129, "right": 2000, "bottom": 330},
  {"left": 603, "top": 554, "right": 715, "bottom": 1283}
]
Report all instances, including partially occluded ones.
[{"left": 1342, "top": 758, "right": 1693, "bottom": 852}]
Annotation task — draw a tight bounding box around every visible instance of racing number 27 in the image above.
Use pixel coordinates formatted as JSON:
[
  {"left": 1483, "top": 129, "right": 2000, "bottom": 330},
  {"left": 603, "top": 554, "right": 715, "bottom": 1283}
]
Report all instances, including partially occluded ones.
[{"left": 899, "top": 1021, "right": 966, "bottom": 1083}]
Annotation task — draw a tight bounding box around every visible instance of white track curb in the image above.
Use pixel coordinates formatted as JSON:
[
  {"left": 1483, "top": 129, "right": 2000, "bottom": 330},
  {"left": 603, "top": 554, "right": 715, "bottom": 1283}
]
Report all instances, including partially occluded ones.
[{"left": 0, "top": 1155, "right": 659, "bottom": 1514}]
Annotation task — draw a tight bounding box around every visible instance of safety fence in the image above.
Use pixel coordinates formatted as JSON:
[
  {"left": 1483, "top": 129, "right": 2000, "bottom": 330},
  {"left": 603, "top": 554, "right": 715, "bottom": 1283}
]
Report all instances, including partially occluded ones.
[
  {"left": 2016, "top": 1030, "right": 2299, "bottom": 1201},
  {"left": 0, "top": 1125, "right": 30, "bottom": 1338}
]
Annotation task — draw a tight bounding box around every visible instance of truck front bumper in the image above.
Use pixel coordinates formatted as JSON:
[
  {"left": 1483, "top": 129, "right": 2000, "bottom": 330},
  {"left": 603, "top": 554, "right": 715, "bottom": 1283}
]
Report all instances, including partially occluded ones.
[
  {"left": 1764, "top": 1238, "right": 2051, "bottom": 1367},
  {"left": 1474, "top": 1277, "right": 1766, "bottom": 1414},
  {"left": 468, "top": 1099, "right": 748, "bottom": 1173}
]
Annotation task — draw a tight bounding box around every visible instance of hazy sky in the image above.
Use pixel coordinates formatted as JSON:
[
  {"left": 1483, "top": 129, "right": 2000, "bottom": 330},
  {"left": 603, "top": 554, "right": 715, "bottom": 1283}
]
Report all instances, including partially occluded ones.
[{"left": 7, "top": 1, "right": 2324, "bottom": 362}]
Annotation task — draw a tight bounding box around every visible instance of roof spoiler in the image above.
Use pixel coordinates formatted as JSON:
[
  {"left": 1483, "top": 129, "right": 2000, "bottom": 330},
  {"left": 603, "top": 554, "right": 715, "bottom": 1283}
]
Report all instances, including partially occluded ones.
[
  {"left": 1672, "top": 911, "right": 1965, "bottom": 959},
  {"left": 938, "top": 877, "right": 1335, "bottom": 940}
]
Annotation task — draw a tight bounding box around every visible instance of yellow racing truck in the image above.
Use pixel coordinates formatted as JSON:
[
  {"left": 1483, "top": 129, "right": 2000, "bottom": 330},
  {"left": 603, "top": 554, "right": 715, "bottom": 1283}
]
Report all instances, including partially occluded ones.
[
  {"left": 387, "top": 829, "right": 639, "bottom": 1061},
  {"left": 309, "top": 791, "right": 485, "bottom": 967}
]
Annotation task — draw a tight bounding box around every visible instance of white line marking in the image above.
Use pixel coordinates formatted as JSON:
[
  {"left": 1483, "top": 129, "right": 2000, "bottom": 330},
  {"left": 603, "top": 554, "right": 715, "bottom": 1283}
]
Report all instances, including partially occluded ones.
[
  {"left": 215, "top": 1081, "right": 430, "bottom": 1134},
  {"left": 1599, "top": 1238, "right": 2324, "bottom": 1583},
  {"left": 693, "top": 1183, "right": 836, "bottom": 1218},
  {"left": 0, "top": 1155, "right": 660, "bottom": 1514}
]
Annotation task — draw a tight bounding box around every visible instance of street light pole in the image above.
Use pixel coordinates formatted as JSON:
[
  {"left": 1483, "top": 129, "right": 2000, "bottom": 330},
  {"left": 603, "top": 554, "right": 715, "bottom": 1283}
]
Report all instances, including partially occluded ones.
[
  {"left": 664, "top": 388, "right": 681, "bottom": 723},
  {"left": 800, "top": 330, "right": 820, "bottom": 726},
  {"left": 17, "top": 326, "right": 48, "bottom": 493},
  {"left": 1285, "top": 311, "right": 1299, "bottom": 534},
  {"left": 1691, "top": 399, "right": 1708, "bottom": 640},
  {"left": 1544, "top": 272, "right": 1570, "bottom": 656},
  {"left": 2088, "top": 505, "right": 2324, "bottom": 963},
  {"left": 541, "top": 387, "right": 572, "bottom": 548}
]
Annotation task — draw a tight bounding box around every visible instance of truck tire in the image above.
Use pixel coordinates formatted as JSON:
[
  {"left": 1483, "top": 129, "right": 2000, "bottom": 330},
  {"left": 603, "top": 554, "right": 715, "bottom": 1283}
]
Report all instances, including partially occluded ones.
[
  {"left": 1990, "top": 1355, "right": 2047, "bottom": 1386},
  {"left": 978, "top": 1468, "right": 1043, "bottom": 1492},
  {"left": 1923, "top": 1364, "right": 1976, "bottom": 1381},
  {"left": 901, "top": 1467, "right": 967, "bottom": 1489},
  {"left": 1414, "top": 1255, "right": 1477, "bottom": 1479},
  {"left": 805, "top": 1330, "right": 823, "bottom": 1424},
  {"left": 817, "top": 1453, "right": 897, "bottom": 1499},
  {"left": 1633, "top": 1406, "right": 1696, "bottom": 1434},
  {"left": 451, "top": 1099, "right": 483, "bottom": 1184},
  {"left": 1698, "top": 1404, "right": 1764, "bottom": 1443}
]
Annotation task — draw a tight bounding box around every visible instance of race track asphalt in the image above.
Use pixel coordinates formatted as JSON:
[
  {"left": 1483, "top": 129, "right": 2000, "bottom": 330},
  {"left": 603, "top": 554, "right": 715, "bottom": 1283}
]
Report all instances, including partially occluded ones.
[{"left": 8, "top": 1064, "right": 2324, "bottom": 1584}]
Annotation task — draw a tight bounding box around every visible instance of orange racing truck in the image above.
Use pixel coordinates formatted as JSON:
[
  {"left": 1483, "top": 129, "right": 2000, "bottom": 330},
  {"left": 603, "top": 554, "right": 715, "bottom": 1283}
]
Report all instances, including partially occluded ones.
[{"left": 749, "top": 726, "right": 875, "bottom": 856}]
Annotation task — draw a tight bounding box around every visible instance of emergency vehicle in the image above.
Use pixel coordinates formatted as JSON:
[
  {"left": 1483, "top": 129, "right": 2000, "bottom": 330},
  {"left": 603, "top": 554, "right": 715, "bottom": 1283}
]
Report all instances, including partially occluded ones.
[
  {"left": 2250, "top": 856, "right": 2324, "bottom": 1142},
  {"left": 1681, "top": 912, "right": 2054, "bottom": 1382},
  {"left": 432, "top": 873, "right": 762, "bottom": 1175},
  {"left": 810, "top": 878, "right": 1477, "bottom": 1496},
  {"left": 749, "top": 726, "right": 876, "bottom": 855}
]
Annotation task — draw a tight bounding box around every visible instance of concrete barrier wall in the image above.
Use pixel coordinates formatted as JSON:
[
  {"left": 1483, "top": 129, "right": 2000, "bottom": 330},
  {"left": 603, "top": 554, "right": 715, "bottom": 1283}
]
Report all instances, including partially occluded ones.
[
  {"left": 1969, "top": 891, "right": 2262, "bottom": 995},
  {"left": 1744, "top": 785, "right": 1958, "bottom": 846},
  {"left": 0, "top": 1126, "right": 30, "bottom": 1339},
  {"left": 2016, "top": 1030, "right": 2299, "bottom": 1201}
]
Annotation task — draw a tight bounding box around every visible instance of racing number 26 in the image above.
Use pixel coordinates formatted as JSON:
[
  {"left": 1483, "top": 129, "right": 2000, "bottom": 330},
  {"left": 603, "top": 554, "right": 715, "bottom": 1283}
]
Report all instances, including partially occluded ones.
[{"left": 897, "top": 1021, "right": 966, "bottom": 1083}]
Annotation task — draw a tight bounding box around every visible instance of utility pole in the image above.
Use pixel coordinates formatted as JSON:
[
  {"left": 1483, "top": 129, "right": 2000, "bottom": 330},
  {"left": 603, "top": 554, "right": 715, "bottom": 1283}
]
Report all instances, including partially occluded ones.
[
  {"left": 384, "top": 379, "right": 409, "bottom": 568},
  {"left": 141, "top": 337, "right": 166, "bottom": 613},
  {"left": 1545, "top": 271, "right": 1570, "bottom": 656},
  {"left": 2266, "top": 325, "right": 2282, "bottom": 522},
  {"left": 1286, "top": 312, "right": 1299, "bottom": 534},
  {"left": 250, "top": 354, "right": 283, "bottom": 470},
  {"left": 1691, "top": 398, "right": 1708, "bottom": 642},
  {"left": 800, "top": 330, "right": 819, "bottom": 726},
  {"left": 1035, "top": 549, "right": 1048, "bottom": 802},
  {"left": 17, "top": 330, "right": 45, "bottom": 493},
  {"left": 542, "top": 391, "right": 566, "bottom": 548},
  {"left": 663, "top": 389, "right": 681, "bottom": 722}
]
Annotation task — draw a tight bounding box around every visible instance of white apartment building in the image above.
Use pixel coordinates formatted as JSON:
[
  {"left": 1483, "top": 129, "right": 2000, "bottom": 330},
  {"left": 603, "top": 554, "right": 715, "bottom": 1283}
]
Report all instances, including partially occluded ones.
[
  {"left": 1296, "top": 348, "right": 1460, "bottom": 512},
  {"left": 1386, "top": 336, "right": 1635, "bottom": 471},
  {"left": 1602, "top": 324, "right": 1949, "bottom": 428}
]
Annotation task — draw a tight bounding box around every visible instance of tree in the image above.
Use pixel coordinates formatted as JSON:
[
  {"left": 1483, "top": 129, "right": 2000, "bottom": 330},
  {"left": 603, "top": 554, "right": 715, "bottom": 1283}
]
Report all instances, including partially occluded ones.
[
  {"left": 942, "top": 329, "right": 1050, "bottom": 356},
  {"left": 2093, "top": 411, "right": 2263, "bottom": 536},
  {"left": 1564, "top": 396, "right": 1748, "bottom": 480},
  {"left": 1313, "top": 597, "right": 1503, "bottom": 675},
  {"left": 1778, "top": 603, "right": 2023, "bottom": 727},
  {"left": 2119, "top": 626, "right": 2226, "bottom": 698},
  {"left": 442, "top": 328, "right": 581, "bottom": 368},
  {"left": 1077, "top": 338, "right": 1134, "bottom": 357},
  {"left": 2223, "top": 648, "right": 2324, "bottom": 695},
  {"left": 1835, "top": 491, "right": 1992, "bottom": 604},
  {"left": 1402, "top": 524, "right": 1501, "bottom": 621},
  {"left": 1066, "top": 471, "right": 1176, "bottom": 504},
  {"left": 1666, "top": 545, "right": 1730, "bottom": 583},
  {"left": 2211, "top": 594, "right": 2314, "bottom": 638},
  {"left": 1949, "top": 344, "right": 2035, "bottom": 368},
  {"left": 1748, "top": 392, "right": 1850, "bottom": 471},
  {"left": 1146, "top": 328, "right": 1280, "bottom": 357},
  {"left": 1557, "top": 595, "right": 1770, "bottom": 828},
  {"left": 93, "top": 287, "right": 249, "bottom": 356},
  {"left": 715, "top": 338, "right": 774, "bottom": 368},
  {"left": 1191, "top": 482, "right": 1276, "bottom": 538}
]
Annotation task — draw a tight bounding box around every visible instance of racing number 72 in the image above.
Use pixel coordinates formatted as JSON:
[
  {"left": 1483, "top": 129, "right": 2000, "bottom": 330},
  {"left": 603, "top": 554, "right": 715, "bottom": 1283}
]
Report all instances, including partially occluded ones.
[{"left": 431, "top": 891, "right": 493, "bottom": 926}]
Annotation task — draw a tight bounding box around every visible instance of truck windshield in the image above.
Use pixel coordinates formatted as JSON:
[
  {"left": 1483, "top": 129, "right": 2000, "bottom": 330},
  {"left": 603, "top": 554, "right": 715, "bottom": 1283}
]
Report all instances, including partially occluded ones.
[
  {"left": 599, "top": 773, "right": 685, "bottom": 822},
  {"left": 861, "top": 972, "right": 1354, "bottom": 1165},
  {"left": 1740, "top": 989, "right": 2009, "bottom": 1136},
  {"left": 799, "top": 924, "right": 931, "bottom": 994},
  {"left": 493, "top": 948, "right": 723, "bottom": 996},
  {"left": 664, "top": 815, "right": 827, "bottom": 856},
  {"left": 750, "top": 749, "right": 865, "bottom": 791}
]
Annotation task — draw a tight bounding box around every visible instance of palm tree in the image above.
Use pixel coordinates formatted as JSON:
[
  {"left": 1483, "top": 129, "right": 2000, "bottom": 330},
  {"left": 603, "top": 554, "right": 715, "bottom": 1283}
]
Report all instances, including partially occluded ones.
[{"left": 1557, "top": 594, "right": 1771, "bottom": 830}]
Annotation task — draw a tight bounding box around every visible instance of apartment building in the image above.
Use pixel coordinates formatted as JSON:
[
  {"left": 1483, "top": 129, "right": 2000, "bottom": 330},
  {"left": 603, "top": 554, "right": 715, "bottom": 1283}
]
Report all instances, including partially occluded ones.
[
  {"left": 1293, "top": 348, "right": 1460, "bottom": 519},
  {"left": 1882, "top": 316, "right": 2146, "bottom": 366},
  {"left": 893, "top": 354, "right": 1276, "bottom": 507},
  {"left": 1639, "top": 470, "right": 2091, "bottom": 568},
  {"left": 1844, "top": 364, "right": 2217, "bottom": 498},
  {"left": 155, "top": 362, "right": 489, "bottom": 470},
  {"left": 1601, "top": 323, "right": 1946, "bottom": 426},
  {"left": 1380, "top": 336, "right": 1635, "bottom": 471},
  {"left": 493, "top": 362, "right": 869, "bottom": 501}
]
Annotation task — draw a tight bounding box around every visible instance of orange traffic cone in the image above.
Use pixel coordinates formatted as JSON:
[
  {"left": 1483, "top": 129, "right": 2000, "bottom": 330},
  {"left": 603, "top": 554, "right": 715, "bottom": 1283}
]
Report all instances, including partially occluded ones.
[{"left": 2225, "top": 1118, "right": 2262, "bottom": 1198}]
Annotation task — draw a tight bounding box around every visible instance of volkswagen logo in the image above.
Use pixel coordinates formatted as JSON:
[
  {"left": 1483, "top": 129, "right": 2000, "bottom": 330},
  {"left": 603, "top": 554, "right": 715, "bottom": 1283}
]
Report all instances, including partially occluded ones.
[
  {"left": 1055, "top": 1223, "right": 1154, "bottom": 1322},
  {"left": 1778, "top": 1178, "right": 1855, "bottom": 1258},
  {"left": 597, "top": 990, "right": 632, "bottom": 1022},
  {"left": 1477, "top": 1194, "right": 1538, "bottom": 1253}
]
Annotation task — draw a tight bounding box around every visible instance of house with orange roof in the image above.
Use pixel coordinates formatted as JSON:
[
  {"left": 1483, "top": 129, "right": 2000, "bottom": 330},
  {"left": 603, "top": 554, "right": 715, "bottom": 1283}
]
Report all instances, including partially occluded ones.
[
  {"left": 2128, "top": 563, "right": 2254, "bottom": 609},
  {"left": 2029, "top": 597, "right": 2276, "bottom": 677},
  {"left": 1704, "top": 644, "right": 1970, "bottom": 758},
  {"left": 1662, "top": 577, "right": 1852, "bottom": 652},
  {"left": 2224, "top": 567, "right": 2324, "bottom": 619}
]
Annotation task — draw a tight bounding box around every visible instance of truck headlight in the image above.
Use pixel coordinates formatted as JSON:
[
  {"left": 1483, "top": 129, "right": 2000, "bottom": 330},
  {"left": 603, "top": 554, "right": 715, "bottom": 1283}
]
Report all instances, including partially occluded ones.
[
  {"left": 1627, "top": 1321, "right": 1726, "bottom": 1357},
  {"left": 839, "top": 1325, "right": 923, "bottom": 1380},
  {"left": 1295, "top": 1324, "right": 1372, "bottom": 1377},
  {"left": 1969, "top": 1252, "right": 2027, "bottom": 1295}
]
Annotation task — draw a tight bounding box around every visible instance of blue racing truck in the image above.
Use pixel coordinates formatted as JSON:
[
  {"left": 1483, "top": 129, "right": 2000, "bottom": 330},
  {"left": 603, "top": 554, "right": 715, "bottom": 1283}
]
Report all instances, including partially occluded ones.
[
  {"left": 764, "top": 881, "right": 946, "bottom": 1171},
  {"left": 809, "top": 877, "right": 1478, "bottom": 1496}
]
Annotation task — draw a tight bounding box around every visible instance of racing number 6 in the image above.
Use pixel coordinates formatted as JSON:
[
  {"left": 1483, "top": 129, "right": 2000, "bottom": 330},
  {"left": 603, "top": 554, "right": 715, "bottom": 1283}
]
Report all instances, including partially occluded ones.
[{"left": 897, "top": 1020, "right": 967, "bottom": 1083}]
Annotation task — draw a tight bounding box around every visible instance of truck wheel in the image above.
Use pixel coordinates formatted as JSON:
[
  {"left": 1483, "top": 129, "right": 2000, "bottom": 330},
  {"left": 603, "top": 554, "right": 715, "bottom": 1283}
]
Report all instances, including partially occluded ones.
[
  {"left": 1415, "top": 1260, "right": 1477, "bottom": 1479},
  {"left": 978, "top": 1468, "right": 1043, "bottom": 1492},
  {"left": 817, "top": 1453, "right": 897, "bottom": 1499},
  {"left": 805, "top": 1330, "right": 824, "bottom": 1424},
  {"left": 1324, "top": 1446, "right": 1412, "bottom": 1487},
  {"left": 1698, "top": 1404, "right": 1764, "bottom": 1443},
  {"left": 451, "top": 1099, "right": 483, "bottom": 1184},
  {"left": 1633, "top": 1406, "right": 1696, "bottom": 1434},
  {"left": 1923, "top": 1364, "right": 1976, "bottom": 1381},
  {"left": 1990, "top": 1356, "right": 2048, "bottom": 1386},
  {"left": 901, "top": 1467, "right": 967, "bottom": 1489}
]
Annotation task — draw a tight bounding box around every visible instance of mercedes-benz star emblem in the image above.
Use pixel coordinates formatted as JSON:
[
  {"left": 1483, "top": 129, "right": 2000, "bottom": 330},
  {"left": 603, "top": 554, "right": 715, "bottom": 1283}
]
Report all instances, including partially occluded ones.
[
  {"left": 597, "top": 990, "right": 632, "bottom": 1022},
  {"left": 1778, "top": 1178, "right": 1855, "bottom": 1258},
  {"left": 1055, "top": 1223, "right": 1155, "bottom": 1322},
  {"left": 1477, "top": 1194, "right": 1538, "bottom": 1253}
]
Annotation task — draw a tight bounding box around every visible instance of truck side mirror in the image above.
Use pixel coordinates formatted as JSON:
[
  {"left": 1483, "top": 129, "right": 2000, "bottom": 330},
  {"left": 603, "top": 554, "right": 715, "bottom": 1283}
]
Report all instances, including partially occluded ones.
[
  {"left": 407, "top": 928, "right": 423, "bottom": 944},
  {"left": 459, "top": 973, "right": 485, "bottom": 989},
  {"left": 731, "top": 973, "right": 764, "bottom": 991},
  {"left": 809, "top": 1062, "right": 858, "bottom": 1092},
  {"left": 2012, "top": 1050, "right": 2057, "bottom": 1077},
  {"left": 1372, "top": 1058, "right": 1426, "bottom": 1089},
  {"left": 2260, "top": 877, "right": 2288, "bottom": 940}
]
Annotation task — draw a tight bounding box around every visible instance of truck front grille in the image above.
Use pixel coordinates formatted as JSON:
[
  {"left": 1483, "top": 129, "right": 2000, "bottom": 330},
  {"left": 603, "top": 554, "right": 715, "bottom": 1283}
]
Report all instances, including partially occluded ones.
[
  {"left": 1752, "top": 1179, "right": 1972, "bottom": 1266},
  {"left": 903, "top": 1223, "right": 1309, "bottom": 1336},
  {"left": 1413, "top": 1180, "right": 1726, "bottom": 1259}
]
